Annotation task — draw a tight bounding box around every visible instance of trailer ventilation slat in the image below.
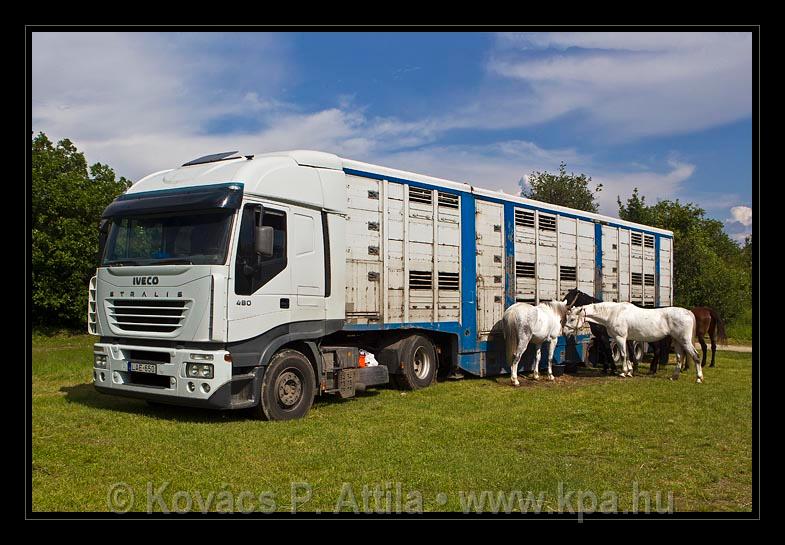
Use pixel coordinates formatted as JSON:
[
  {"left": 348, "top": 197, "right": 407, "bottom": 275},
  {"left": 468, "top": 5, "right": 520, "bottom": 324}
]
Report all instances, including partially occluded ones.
[
  {"left": 437, "top": 192, "right": 459, "bottom": 209},
  {"left": 107, "top": 299, "right": 189, "bottom": 333},
  {"left": 409, "top": 270, "right": 433, "bottom": 290},
  {"left": 516, "top": 261, "right": 536, "bottom": 278},
  {"left": 514, "top": 209, "right": 535, "bottom": 228},
  {"left": 644, "top": 273, "right": 655, "bottom": 286},
  {"left": 559, "top": 266, "right": 577, "bottom": 281},
  {"left": 538, "top": 214, "right": 557, "bottom": 232},
  {"left": 408, "top": 187, "right": 433, "bottom": 205},
  {"left": 644, "top": 235, "right": 655, "bottom": 248},
  {"left": 631, "top": 272, "right": 643, "bottom": 285},
  {"left": 631, "top": 232, "right": 643, "bottom": 246},
  {"left": 438, "top": 272, "right": 459, "bottom": 290}
]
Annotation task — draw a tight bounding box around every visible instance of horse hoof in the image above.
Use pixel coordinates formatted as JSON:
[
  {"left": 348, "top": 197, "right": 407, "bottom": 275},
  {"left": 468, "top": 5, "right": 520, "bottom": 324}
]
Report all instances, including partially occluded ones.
[
  {"left": 511, "top": 379, "right": 520, "bottom": 386},
  {"left": 532, "top": 375, "right": 539, "bottom": 381},
  {"left": 696, "top": 377, "right": 703, "bottom": 384},
  {"left": 619, "top": 373, "right": 627, "bottom": 378},
  {"left": 626, "top": 372, "right": 633, "bottom": 377},
  {"left": 548, "top": 375, "right": 555, "bottom": 381}
]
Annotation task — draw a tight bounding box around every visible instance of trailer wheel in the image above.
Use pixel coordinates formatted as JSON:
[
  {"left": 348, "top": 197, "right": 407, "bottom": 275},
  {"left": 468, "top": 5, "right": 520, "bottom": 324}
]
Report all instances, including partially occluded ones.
[
  {"left": 255, "top": 349, "right": 315, "bottom": 421},
  {"left": 392, "top": 335, "right": 437, "bottom": 390}
]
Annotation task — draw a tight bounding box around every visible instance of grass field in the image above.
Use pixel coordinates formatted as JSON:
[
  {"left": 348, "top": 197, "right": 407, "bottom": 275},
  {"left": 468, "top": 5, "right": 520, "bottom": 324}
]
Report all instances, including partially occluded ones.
[
  {"left": 726, "top": 308, "right": 754, "bottom": 345},
  {"left": 31, "top": 334, "right": 753, "bottom": 514}
]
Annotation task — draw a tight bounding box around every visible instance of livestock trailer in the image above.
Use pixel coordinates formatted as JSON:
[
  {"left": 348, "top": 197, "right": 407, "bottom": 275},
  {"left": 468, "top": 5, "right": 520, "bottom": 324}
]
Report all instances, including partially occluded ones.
[{"left": 88, "top": 150, "right": 674, "bottom": 420}]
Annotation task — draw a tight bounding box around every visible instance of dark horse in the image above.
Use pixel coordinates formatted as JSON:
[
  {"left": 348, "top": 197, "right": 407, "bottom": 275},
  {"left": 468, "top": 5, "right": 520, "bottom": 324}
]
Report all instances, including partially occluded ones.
[
  {"left": 649, "top": 306, "right": 726, "bottom": 372},
  {"left": 562, "top": 289, "right": 671, "bottom": 373},
  {"left": 562, "top": 289, "right": 615, "bottom": 372}
]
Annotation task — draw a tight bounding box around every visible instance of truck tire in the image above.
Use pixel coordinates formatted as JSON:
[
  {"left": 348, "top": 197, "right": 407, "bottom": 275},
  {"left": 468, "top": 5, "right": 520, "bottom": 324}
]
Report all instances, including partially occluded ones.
[
  {"left": 610, "top": 340, "right": 646, "bottom": 365},
  {"left": 392, "top": 335, "right": 437, "bottom": 390},
  {"left": 255, "top": 349, "right": 315, "bottom": 421}
]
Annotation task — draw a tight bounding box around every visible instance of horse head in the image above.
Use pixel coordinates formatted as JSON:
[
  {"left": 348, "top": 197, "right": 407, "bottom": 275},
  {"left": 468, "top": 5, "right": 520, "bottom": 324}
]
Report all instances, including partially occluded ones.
[{"left": 563, "top": 306, "right": 587, "bottom": 335}]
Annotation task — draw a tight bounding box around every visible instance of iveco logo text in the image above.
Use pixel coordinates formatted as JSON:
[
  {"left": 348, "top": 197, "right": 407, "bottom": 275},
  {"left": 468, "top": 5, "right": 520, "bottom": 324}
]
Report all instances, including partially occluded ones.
[{"left": 132, "top": 276, "right": 160, "bottom": 286}]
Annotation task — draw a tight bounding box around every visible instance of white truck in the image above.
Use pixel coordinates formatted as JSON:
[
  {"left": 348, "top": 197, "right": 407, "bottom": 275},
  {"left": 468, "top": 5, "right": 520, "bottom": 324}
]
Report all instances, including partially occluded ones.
[{"left": 88, "top": 150, "right": 673, "bottom": 420}]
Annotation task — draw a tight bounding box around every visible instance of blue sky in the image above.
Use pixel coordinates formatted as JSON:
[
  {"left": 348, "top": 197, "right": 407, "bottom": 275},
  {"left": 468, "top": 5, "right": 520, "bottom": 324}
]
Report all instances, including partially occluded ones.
[{"left": 31, "top": 31, "right": 753, "bottom": 241}]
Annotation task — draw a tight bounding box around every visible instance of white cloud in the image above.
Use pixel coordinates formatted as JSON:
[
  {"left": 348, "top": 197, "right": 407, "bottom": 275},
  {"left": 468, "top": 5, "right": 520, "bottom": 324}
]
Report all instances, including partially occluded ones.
[
  {"left": 727, "top": 205, "right": 753, "bottom": 227},
  {"left": 485, "top": 32, "right": 752, "bottom": 140},
  {"left": 30, "top": 32, "right": 711, "bottom": 219},
  {"left": 729, "top": 232, "right": 751, "bottom": 244}
]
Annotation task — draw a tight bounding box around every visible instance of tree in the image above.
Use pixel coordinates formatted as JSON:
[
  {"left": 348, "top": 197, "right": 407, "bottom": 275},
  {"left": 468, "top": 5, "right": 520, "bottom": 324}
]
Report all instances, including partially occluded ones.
[
  {"left": 520, "top": 162, "right": 603, "bottom": 213},
  {"left": 617, "top": 189, "right": 751, "bottom": 323},
  {"left": 32, "top": 133, "right": 131, "bottom": 329}
]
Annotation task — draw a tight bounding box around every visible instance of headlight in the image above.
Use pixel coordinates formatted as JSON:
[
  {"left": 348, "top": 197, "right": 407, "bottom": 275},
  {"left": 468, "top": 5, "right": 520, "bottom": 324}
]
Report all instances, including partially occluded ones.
[
  {"left": 186, "top": 363, "right": 214, "bottom": 379},
  {"left": 94, "top": 354, "right": 108, "bottom": 369}
]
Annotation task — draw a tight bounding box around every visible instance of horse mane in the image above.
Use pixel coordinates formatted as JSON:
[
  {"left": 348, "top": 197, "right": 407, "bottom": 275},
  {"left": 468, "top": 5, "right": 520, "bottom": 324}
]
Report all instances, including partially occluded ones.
[{"left": 544, "top": 300, "right": 569, "bottom": 319}]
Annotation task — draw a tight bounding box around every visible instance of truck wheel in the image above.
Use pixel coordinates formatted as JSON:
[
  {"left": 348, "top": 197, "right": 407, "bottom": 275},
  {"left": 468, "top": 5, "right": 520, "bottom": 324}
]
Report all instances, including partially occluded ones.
[
  {"left": 255, "top": 349, "right": 315, "bottom": 421},
  {"left": 632, "top": 341, "right": 645, "bottom": 364},
  {"left": 611, "top": 340, "right": 622, "bottom": 364},
  {"left": 393, "top": 335, "right": 437, "bottom": 390}
]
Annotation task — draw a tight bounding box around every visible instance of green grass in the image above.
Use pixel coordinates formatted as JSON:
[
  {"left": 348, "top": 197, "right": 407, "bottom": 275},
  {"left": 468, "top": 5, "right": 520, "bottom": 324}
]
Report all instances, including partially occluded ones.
[
  {"left": 726, "top": 308, "right": 753, "bottom": 345},
  {"left": 32, "top": 335, "right": 753, "bottom": 513}
]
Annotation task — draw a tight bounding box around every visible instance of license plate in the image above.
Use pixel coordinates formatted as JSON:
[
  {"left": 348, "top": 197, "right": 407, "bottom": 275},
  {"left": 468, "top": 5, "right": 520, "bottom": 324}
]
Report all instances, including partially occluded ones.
[{"left": 129, "top": 362, "right": 157, "bottom": 374}]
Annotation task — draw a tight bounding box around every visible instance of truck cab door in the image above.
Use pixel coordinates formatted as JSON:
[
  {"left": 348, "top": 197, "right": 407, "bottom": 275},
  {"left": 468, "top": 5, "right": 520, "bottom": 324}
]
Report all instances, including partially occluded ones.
[
  {"left": 228, "top": 202, "right": 292, "bottom": 342},
  {"left": 291, "top": 209, "right": 326, "bottom": 322}
]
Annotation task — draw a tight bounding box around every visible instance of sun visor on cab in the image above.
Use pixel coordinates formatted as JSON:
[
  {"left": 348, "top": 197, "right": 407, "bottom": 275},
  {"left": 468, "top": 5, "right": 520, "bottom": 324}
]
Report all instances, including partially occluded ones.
[{"left": 101, "top": 183, "right": 244, "bottom": 218}]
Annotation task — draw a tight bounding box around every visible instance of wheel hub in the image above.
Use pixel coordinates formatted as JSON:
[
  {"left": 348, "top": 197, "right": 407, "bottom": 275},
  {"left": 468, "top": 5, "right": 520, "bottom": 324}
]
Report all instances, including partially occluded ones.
[
  {"left": 412, "top": 346, "right": 432, "bottom": 380},
  {"left": 277, "top": 371, "right": 302, "bottom": 407}
]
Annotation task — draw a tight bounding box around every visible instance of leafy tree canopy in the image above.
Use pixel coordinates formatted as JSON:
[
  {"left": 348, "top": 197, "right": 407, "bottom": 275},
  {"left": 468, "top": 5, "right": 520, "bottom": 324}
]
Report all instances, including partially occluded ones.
[
  {"left": 32, "top": 132, "right": 131, "bottom": 328},
  {"left": 618, "top": 188, "right": 751, "bottom": 322},
  {"left": 520, "top": 162, "right": 603, "bottom": 213}
]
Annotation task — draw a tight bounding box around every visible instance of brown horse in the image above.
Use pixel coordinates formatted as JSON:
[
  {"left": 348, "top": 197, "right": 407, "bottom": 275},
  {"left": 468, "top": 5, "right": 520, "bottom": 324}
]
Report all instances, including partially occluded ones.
[{"left": 649, "top": 306, "right": 726, "bottom": 372}]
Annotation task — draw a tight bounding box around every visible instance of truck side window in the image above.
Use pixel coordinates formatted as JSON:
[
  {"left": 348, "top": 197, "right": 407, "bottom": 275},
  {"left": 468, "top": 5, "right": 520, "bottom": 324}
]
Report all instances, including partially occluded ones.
[{"left": 235, "top": 205, "right": 287, "bottom": 295}]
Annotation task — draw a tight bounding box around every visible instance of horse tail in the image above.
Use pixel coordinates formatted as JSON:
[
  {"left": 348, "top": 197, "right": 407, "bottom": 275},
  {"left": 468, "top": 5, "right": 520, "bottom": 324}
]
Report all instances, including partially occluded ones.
[
  {"left": 502, "top": 311, "right": 517, "bottom": 368},
  {"left": 709, "top": 308, "right": 727, "bottom": 345}
]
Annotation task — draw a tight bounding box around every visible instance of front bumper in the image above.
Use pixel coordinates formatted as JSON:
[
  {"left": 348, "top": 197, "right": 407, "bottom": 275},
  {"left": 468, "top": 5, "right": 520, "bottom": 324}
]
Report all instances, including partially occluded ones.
[{"left": 92, "top": 342, "right": 260, "bottom": 409}]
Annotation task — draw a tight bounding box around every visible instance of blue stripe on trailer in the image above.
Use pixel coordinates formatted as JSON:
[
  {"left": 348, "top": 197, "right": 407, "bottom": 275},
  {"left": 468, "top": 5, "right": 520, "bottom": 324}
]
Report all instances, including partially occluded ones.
[
  {"left": 594, "top": 222, "right": 604, "bottom": 301},
  {"left": 655, "top": 234, "right": 661, "bottom": 306},
  {"left": 344, "top": 321, "right": 463, "bottom": 334},
  {"left": 460, "top": 191, "right": 479, "bottom": 353},
  {"left": 504, "top": 202, "right": 516, "bottom": 309}
]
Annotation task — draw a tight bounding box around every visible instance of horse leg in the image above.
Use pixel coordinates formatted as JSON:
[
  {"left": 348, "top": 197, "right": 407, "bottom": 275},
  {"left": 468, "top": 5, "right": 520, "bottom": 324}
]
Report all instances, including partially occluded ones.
[
  {"left": 614, "top": 336, "right": 628, "bottom": 378},
  {"left": 510, "top": 336, "right": 529, "bottom": 387},
  {"left": 697, "top": 334, "right": 708, "bottom": 368},
  {"left": 510, "top": 348, "right": 525, "bottom": 387},
  {"left": 627, "top": 340, "right": 639, "bottom": 376},
  {"left": 546, "top": 339, "right": 557, "bottom": 381},
  {"left": 682, "top": 341, "right": 703, "bottom": 383},
  {"left": 671, "top": 345, "right": 683, "bottom": 381},
  {"left": 709, "top": 327, "right": 717, "bottom": 368},
  {"left": 532, "top": 343, "right": 542, "bottom": 381}
]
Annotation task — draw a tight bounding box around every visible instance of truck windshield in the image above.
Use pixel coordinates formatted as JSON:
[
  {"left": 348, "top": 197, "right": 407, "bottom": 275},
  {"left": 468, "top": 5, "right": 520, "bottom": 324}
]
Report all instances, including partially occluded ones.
[{"left": 102, "top": 210, "right": 234, "bottom": 266}]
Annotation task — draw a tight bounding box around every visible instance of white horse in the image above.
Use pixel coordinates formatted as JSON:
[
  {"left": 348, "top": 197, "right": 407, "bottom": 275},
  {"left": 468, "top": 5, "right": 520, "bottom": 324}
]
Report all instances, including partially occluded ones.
[
  {"left": 502, "top": 299, "right": 573, "bottom": 386},
  {"left": 564, "top": 302, "right": 702, "bottom": 382}
]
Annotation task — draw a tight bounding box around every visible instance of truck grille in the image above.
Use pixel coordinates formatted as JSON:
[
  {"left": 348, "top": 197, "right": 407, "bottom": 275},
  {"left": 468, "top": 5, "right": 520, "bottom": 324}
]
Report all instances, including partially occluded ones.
[{"left": 107, "top": 299, "right": 189, "bottom": 333}]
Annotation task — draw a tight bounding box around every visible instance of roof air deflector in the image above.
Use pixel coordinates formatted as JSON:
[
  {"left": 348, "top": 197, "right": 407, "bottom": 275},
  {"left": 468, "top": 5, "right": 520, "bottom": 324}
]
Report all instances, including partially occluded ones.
[{"left": 182, "top": 151, "right": 241, "bottom": 167}]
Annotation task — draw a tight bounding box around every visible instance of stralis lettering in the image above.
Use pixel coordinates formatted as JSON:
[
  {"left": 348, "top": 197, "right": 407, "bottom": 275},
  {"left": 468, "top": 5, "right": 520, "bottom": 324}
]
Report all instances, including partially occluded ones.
[
  {"left": 133, "top": 276, "right": 160, "bottom": 286},
  {"left": 109, "top": 290, "right": 183, "bottom": 298}
]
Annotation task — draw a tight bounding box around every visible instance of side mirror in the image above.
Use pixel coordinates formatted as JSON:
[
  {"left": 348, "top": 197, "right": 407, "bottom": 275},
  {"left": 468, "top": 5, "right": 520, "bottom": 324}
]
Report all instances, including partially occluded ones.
[
  {"left": 254, "top": 225, "right": 274, "bottom": 257},
  {"left": 97, "top": 219, "right": 110, "bottom": 264}
]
